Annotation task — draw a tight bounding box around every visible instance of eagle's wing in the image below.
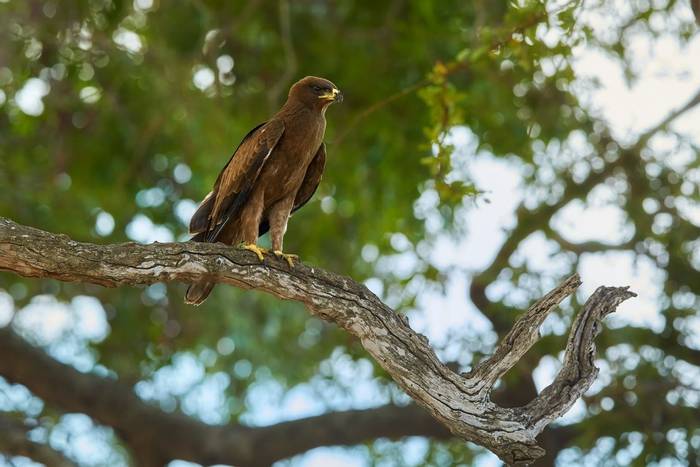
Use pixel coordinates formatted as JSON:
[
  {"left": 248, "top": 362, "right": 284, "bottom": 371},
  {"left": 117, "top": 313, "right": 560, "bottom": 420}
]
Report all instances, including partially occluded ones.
[
  {"left": 258, "top": 143, "right": 326, "bottom": 236},
  {"left": 189, "top": 122, "right": 266, "bottom": 235},
  {"left": 188, "top": 119, "right": 285, "bottom": 242},
  {"left": 189, "top": 190, "right": 216, "bottom": 235},
  {"left": 292, "top": 142, "right": 326, "bottom": 213}
]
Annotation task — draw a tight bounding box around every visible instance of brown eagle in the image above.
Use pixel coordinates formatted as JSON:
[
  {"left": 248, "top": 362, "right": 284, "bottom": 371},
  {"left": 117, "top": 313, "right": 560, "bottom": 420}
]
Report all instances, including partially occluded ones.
[{"left": 185, "top": 76, "right": 343, "bottom": 305}]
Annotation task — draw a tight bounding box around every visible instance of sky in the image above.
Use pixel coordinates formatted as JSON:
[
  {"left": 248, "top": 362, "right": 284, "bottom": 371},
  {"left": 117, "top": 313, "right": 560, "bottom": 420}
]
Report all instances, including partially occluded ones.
[{"left": 2, "top": 2, "right": 700, "bottom": 467}]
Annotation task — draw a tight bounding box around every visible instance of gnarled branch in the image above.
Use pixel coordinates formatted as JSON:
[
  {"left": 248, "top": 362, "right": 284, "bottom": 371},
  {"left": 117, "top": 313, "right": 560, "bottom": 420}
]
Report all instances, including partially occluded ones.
[{"left": 0, "top": 217, "right": 635, "bottom": 465}]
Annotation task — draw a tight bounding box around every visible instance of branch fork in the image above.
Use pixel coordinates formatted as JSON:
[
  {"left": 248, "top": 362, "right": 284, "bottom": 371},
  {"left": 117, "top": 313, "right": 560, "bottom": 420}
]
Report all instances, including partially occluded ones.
[{"left": 0, "top": 217, "right": 635, "bottom": 464}]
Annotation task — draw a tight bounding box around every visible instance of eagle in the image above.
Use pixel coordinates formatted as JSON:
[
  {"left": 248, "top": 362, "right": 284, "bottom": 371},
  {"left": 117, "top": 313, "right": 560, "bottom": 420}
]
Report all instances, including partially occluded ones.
[{"left": 185, "top": 76, "right": 343, "bottom": 305}]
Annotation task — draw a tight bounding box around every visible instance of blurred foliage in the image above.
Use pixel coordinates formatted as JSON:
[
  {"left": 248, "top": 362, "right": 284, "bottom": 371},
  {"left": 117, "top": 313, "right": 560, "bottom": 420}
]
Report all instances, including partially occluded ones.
[{"left": 1, "top": 0, "right": 700, "bottom": 466}]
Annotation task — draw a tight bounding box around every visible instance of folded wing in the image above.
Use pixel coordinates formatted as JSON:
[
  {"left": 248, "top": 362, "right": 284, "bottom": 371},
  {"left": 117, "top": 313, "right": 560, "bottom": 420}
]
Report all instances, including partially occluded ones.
[{"left": 188, "top": 119, "right": 285, "bottom": 242}]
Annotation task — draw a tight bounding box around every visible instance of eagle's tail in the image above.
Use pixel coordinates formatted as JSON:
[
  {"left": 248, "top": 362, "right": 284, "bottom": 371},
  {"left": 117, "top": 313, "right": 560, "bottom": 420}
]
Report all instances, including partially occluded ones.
[
  {"left": 184, "top": 282, "right": 215, "bottom": 306},
  {"left": 184, "top": 231, "right": 216, "bottom": 305}
]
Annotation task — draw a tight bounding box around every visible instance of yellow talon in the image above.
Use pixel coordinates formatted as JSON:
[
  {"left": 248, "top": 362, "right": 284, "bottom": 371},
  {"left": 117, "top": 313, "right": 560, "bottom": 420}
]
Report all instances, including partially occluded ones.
[
  {"left": 241, "top": 243, "right": 267, "bottom": 261},
  {"left": 273, "top": 250, "right": 298, "bottom": 267}
]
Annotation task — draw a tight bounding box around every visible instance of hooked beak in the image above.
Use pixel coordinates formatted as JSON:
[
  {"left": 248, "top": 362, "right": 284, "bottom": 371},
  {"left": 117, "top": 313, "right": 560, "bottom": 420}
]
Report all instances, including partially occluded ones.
[{"left": 320, "top": 88, "right": 343, "bottom": 103}]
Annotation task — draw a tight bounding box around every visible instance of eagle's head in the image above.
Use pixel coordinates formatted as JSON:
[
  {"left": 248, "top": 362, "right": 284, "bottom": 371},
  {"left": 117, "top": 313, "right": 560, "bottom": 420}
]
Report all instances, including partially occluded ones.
[{"left": 288, "top": 76, "right": 343, "bottom": 110}]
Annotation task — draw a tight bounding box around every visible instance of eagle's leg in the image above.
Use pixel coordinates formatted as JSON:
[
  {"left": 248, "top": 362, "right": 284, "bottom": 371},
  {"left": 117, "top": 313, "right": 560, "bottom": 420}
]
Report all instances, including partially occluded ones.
[
  {"left": 268, "top": 196, "right": 298, "bottom": 267},
  {"left": 238, "top": 192, "right": 267, "bottom": 262}
]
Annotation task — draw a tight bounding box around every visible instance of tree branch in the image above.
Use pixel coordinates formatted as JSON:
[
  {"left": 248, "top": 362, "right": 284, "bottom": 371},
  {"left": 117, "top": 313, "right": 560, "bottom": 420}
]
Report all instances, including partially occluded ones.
[
  {"left": 0, "top": 414, "right": 76, "bottom": 467},
  {"left": 466, "top": 274, "right": 582, "bottom": 397},
  {"left": 635, "top": 84, "right": 700, "bottom": 149},
  {"left": 544, "top": 228, "right": 634, "bottom": 254},
  {"left": 0, "top": 217, "right": 635, "bottom": 465},
  {"left": 470, "top": 161, "right": 616, "bottom": 334},
  {"left": 0, "top": 328, "right": 447, "bottom": 466}
]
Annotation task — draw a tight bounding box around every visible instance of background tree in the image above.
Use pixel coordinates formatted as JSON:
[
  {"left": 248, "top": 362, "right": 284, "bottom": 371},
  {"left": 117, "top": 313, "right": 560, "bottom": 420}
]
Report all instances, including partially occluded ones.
[{"left": 0, "top": 0, "right": 699, "bottom": 466}]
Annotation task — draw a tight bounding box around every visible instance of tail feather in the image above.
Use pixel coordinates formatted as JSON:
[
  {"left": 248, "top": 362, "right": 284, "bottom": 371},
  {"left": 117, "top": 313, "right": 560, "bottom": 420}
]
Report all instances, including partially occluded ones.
[
  {"left": 185, "top": 232, "right": 215, "bottom": 305},
  {"left": 185, "top": 215, "right": 239, "bottom": 305},
  {"left": 184, "top": 282, "right": 215, "bottom": 305}
]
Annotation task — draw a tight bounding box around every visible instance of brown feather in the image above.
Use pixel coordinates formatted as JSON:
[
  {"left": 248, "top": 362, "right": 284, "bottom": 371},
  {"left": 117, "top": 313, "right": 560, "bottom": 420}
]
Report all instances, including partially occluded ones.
[
  {"left": 294, "top": 143, "right": 326, "bottom": 209},
  {"left": 206, "top": 119, "right": 285, "bottom": 241},
  {"left": 258, "top": 143, "right": 326, "bottom": 235},
  {"left": 189, "top": 191, "right": 215, "bottom": 234},
  {"left": 188, "top": 122, "right": 266, "bottom": 237}
]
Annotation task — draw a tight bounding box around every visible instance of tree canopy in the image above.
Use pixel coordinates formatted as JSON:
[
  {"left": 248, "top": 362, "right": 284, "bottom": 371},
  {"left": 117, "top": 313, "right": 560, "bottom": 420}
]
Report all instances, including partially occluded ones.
[{"left": 1, "top": 0, "right": 699, "bottom": 465}]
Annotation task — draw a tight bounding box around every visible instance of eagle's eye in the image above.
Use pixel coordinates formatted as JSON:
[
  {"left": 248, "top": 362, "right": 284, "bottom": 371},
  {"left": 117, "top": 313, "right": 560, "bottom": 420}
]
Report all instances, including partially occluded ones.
[{"left": 312, "top": 85, "right": 322, "bottom": 92}]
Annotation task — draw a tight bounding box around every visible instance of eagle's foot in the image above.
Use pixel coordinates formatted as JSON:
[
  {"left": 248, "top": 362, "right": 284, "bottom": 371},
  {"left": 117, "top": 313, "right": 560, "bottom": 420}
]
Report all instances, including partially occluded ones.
[
  {"left": 273, "top": 250, "right": 298, "bottom": 267},
  {"left": 240, "top": 243, "right": 267, "bottom": 261}
]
